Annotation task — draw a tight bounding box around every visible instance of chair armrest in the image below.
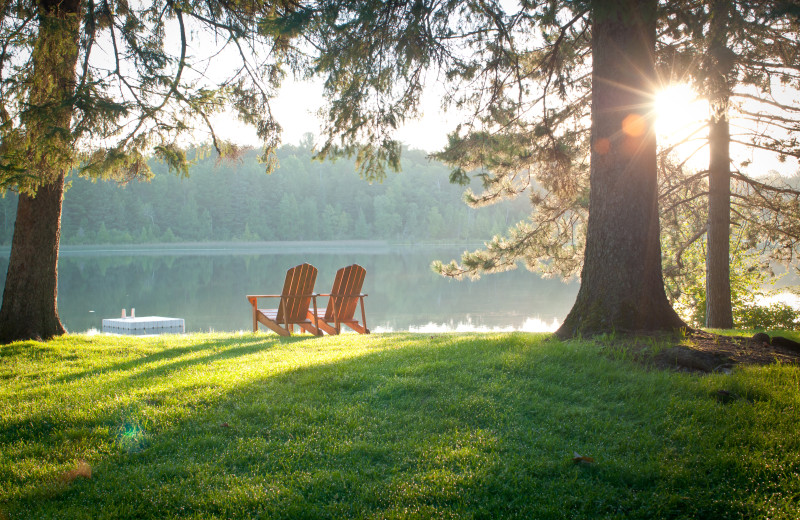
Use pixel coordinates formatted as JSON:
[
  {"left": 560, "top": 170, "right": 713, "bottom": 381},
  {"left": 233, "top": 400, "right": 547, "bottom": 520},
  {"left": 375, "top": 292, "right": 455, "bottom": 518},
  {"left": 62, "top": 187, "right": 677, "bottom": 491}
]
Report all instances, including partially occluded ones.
[
  {"left": 246, "top": 294, "right": 282, "bottom": 306},
  {"left": 247, "top": 294, "right": 319, "bottom": 306}
]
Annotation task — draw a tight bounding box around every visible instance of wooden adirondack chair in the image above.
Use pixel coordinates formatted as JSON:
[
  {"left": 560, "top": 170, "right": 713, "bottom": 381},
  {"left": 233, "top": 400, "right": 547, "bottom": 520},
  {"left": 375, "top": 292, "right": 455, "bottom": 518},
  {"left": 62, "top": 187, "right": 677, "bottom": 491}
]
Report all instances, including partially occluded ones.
[
  {"left": 247, "top": 263, "right": 322, "bottom": 336},
  {"left": 311, "top": 264, "right": 370, "bottom": 334}
]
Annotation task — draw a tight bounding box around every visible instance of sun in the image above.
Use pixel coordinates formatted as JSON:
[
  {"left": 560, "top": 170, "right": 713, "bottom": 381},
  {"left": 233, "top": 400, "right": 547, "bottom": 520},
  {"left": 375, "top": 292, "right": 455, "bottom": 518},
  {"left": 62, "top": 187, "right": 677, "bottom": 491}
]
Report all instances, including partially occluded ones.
[{"left": 654, "top": 83, "right": 708, "bottom": 143}]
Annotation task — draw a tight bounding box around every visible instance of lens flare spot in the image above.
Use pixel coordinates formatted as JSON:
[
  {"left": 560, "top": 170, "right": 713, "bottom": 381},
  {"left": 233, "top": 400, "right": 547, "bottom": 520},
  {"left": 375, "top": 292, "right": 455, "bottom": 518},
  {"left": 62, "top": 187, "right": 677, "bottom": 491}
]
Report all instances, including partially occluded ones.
[
  {"left": 117, "top": 423, "right": 146, "bottom": 452},
  {"left": 594, "top": 138, "right": 611, "bottom": 155},
  {"left": 622, "top": 113, "right": 647, "bottom": 137}
]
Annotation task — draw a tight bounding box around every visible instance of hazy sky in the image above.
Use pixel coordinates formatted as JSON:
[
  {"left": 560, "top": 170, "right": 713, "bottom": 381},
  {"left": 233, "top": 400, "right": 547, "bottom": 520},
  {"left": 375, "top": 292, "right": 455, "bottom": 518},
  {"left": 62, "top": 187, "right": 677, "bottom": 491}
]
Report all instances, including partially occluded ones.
[
  {"left": 212, "top": 75, "right": 798, "bottom": 179},
  {"left": 213, "top": 76, "right": 455, "bottom": 153}
]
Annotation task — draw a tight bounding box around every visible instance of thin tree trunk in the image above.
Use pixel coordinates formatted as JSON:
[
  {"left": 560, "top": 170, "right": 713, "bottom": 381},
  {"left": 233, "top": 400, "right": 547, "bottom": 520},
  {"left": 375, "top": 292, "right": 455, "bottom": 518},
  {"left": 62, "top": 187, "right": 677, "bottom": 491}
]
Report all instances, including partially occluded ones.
[
  {"left": 705, "top": 0, "right": 734, "bottom": 329},
  {"left": 557, "top": 0, "right": 685, "bottom": 337},
  {"left": 706, "top": 115, "right": 733, "bottom": 328},
  {"left": 0, "top": 0, "right": 81, "bottom": 343}
]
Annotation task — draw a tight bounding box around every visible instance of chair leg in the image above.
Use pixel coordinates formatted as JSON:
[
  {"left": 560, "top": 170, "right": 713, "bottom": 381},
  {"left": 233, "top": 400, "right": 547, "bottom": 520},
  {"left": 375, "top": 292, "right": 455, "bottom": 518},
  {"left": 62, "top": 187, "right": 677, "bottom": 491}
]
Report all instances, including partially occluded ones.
[
  {"left": 311, "top": 297, "right": 322, "bottom": 336},
  {"left": 317, "top": 319, "right": 339, "bottom": 335},
  {"left": 255, "top": 312, "right": 292, "bottom": 336},
  {"left": 279, "top": 299, "right": 292, "bottom": 336},
  {"left": 360, "top": 296, "right": 369, "bottom": 334}
]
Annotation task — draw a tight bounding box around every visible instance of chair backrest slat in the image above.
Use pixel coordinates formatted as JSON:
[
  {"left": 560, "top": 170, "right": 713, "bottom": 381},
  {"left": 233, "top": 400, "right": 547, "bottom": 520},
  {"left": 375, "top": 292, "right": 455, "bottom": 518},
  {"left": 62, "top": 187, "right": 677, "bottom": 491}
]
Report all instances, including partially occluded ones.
[
  {"left": 324, "top": 264, "right": 366, "bottom": 322},
  {"left": 277, "top": 263, "right": 317, "bottom": 323}
]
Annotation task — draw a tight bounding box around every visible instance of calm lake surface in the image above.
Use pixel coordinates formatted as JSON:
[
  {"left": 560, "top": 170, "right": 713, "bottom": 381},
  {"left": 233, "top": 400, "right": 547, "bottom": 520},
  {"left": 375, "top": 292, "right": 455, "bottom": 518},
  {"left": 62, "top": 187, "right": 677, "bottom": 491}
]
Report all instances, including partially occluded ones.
[{"left": 0, "top": 242, "right": 580, "bottom": 334}]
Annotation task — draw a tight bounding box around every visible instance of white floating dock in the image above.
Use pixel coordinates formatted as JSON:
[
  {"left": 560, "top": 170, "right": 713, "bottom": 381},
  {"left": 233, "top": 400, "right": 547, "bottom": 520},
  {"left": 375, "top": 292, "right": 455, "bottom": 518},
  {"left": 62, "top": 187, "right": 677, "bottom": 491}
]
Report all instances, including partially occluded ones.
[{"left": 102, "top": 316, "right": 185, "bottom": 335}]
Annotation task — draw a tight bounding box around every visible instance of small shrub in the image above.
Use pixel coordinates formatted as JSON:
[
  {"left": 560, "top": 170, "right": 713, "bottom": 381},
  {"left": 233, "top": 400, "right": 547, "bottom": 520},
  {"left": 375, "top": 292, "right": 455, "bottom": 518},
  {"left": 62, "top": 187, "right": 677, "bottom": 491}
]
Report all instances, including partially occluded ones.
[
  {"left": 736, "top": 301, "right": 800, "bottom": 330},
  {"left": 664, "top": 229, "right": 800, "bottom": 329}
]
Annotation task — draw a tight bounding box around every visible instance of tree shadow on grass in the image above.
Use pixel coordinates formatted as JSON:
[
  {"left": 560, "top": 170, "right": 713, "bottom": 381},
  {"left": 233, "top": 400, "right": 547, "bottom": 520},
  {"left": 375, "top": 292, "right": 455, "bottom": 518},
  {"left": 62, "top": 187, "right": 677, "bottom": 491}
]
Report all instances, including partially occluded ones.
[
  {"left": 6, "top": 334, "right": 799, "bottom": 519},
  {"left": 48, "top": 334, "right": 304, "bottom": 386},
  {"left": 0, "top": 335, "right": 305, "bottom": 446}
]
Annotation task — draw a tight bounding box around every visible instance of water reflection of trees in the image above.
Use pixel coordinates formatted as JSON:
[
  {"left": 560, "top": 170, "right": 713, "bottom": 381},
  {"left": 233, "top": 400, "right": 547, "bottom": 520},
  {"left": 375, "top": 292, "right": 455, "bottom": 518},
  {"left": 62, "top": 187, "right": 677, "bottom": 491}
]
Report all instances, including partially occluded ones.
[{"left": 44, "top": 248, "right": 578, "bottom": 333}]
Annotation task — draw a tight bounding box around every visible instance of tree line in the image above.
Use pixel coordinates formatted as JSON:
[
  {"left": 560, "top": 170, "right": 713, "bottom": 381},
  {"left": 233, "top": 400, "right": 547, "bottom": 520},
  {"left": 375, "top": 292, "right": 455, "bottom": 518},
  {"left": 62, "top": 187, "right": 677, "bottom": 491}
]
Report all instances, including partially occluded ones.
[{"left": 0, "top": 144, "right": 529, "bottom": 246}]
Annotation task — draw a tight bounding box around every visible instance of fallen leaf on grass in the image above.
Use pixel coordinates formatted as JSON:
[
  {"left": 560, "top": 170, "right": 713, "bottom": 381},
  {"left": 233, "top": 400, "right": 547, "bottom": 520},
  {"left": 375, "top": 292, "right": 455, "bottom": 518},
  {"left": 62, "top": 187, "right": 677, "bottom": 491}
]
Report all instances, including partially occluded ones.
[
  {"left": 572, "top": 452, "right": 595, "bottom": 464},
  {"left": 59, "top": 460, "right": 92, "bottom": 483}
]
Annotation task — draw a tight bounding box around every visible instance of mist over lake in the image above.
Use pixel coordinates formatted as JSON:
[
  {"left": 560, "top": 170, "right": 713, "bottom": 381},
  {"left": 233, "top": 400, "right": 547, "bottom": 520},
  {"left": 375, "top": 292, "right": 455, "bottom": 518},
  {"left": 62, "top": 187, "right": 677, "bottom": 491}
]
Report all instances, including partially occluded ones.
[{"left": 0, "top": 242, "right": 579, "bottom": 334}]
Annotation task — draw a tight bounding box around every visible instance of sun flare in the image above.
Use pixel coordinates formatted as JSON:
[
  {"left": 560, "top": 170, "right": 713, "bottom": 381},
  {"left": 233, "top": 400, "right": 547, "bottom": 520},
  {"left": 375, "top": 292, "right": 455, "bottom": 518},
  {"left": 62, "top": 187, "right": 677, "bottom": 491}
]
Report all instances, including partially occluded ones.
[{"left": 654, "top": 83, "right": 707, "bottom": 143}]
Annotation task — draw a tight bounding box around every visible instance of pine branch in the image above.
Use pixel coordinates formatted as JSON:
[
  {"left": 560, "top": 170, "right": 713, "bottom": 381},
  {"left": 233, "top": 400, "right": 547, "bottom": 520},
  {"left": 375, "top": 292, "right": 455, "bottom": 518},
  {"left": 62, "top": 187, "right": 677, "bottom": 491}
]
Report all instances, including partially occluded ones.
[{"left": 732, "top": 91, "right": 800, "bottom": 113}]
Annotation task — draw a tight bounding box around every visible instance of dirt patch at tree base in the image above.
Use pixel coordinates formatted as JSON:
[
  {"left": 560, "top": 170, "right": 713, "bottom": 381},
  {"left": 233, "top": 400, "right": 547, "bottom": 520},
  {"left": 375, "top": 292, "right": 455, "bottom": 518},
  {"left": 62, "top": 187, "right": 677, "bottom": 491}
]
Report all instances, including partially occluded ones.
[{"left": 609, "top": 330, "right": 800, "bottom": 374}]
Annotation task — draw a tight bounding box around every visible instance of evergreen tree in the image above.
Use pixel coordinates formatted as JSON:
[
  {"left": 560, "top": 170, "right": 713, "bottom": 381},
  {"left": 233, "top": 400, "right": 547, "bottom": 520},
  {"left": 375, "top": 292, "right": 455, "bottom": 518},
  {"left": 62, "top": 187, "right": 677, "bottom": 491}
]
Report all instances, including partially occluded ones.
[
  {"left": 354, "top": 208, "right": 371, "bottom": 238},
  {"left": 0, "top": 0, "right": 83, "bottom": 341},
  {"left": 427, "top": 207, "right": 447, "bottom": 240},
  {"left": 0, "top": 1, "right": 298, "bottom": 342},
  {"left": 277, "top": 193, "right": 300, "bottom": 240},
  {"left": 298, "top": 199, "right": 319, "bottom": 239},
  {"left": 336, "top": 207, "right": 352, "bottom": 239},
  {"left": 300, "top": 0, "right": 684, "bottom": 335},
  {"left": 301, "top": 0, "right": 799, "bottom": 333},
  {"left": 557, "top": 1, "right": 684, "bottom": 335},
  {"left": 373, "top": 195, "right": 402, "bottom": 238},
  {"left": 96, "top": 222, "right": 110, "bottom": 244},
  {"left": 321, "top": 204, "right": 339, "bottom": 239},
  {"left": 704, "top": 0, "right": 736, "bottom": 328},
  {"left": 660, "top": 0, "right": 800, "bottom": 328}
]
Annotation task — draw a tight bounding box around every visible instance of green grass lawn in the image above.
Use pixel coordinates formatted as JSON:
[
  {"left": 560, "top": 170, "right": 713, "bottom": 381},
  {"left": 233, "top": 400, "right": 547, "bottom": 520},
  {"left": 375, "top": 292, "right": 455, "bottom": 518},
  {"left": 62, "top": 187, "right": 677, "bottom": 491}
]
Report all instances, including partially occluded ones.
[{"left": 1, "top": 331, "right": 799, "bottom": 519}]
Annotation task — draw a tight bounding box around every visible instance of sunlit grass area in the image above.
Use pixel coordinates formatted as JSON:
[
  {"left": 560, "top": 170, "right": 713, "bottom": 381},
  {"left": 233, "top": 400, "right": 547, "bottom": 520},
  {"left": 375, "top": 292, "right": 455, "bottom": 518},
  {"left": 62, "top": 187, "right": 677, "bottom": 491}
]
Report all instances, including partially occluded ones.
[{"left": 2, "top": 332, "right": 799, "bottom": 519}]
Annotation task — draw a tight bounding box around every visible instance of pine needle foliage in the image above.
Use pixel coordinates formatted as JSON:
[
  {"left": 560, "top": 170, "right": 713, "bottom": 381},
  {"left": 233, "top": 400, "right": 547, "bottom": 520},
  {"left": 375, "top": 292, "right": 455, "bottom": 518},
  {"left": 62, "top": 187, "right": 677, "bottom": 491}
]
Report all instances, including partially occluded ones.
[
  {"left": 0, "top": 0, "right": 302, "bottom": 193},
  {"left": 290, "top": 1, "right": 800, "bottom": 291}
]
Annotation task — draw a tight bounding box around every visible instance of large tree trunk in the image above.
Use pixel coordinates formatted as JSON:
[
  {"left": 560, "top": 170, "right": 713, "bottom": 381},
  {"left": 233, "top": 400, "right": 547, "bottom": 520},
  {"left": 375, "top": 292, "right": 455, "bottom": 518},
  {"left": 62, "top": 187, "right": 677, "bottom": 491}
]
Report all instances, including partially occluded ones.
[
  {"left": 0, "top": 0, "right": 81, "bottom": 343},
  {"left": 705, "top": 0, "right": 734, "bottom": 329},
  {"left": 557, "top": 0, "right": 685, "bottom": 337},
  {"left": 0, "top": 176, "right": 67, "bottom": 342}
]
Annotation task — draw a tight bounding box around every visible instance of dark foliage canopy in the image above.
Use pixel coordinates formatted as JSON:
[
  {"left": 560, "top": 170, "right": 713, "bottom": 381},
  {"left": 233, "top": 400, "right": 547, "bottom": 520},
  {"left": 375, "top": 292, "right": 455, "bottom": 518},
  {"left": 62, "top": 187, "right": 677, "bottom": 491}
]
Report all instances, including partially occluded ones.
[{"left": 0, "top": 0, "right": 301, "bottom": 193}]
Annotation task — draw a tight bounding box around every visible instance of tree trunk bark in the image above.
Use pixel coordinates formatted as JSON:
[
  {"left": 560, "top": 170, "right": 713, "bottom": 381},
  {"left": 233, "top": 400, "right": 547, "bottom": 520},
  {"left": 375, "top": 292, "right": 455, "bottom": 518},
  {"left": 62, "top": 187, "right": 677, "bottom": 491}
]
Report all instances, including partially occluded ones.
[
  {"left": 0, "top": 176, "right": 67, "bottom": 342},
  {"left": 705, "top": 0, "right": 734, "bottom": 329},
  {"left": 557, "top": 0, "right": 686, "bottom": 337},
  {"left": 706, "top": 115, "right": 733, "bottom": 328},
  {"left": 0, "top": 0, "right": 81, "bottom": 343}
]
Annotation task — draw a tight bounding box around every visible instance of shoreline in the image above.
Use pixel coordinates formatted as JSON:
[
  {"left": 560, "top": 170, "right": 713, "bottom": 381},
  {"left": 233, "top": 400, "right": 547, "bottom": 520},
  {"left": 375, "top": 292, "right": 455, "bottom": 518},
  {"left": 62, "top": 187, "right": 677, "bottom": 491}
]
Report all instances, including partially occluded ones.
[{"left": 0, "top": 239, "right": 488, "bottom": 257}]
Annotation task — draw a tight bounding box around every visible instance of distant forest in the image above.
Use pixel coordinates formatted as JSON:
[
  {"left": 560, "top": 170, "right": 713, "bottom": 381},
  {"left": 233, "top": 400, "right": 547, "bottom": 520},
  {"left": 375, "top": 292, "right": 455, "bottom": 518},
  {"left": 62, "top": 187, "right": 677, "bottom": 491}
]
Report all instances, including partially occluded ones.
[{"left": 0, "top": 144, "right": 531, "bottom": 246}]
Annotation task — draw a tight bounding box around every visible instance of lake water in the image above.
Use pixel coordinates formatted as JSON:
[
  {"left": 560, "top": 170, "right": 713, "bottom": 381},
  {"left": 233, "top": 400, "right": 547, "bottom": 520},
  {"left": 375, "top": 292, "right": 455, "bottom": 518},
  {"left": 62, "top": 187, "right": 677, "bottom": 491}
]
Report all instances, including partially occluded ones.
[{"left": 0, "top": 242, "right": 580, "bottom": 334}]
